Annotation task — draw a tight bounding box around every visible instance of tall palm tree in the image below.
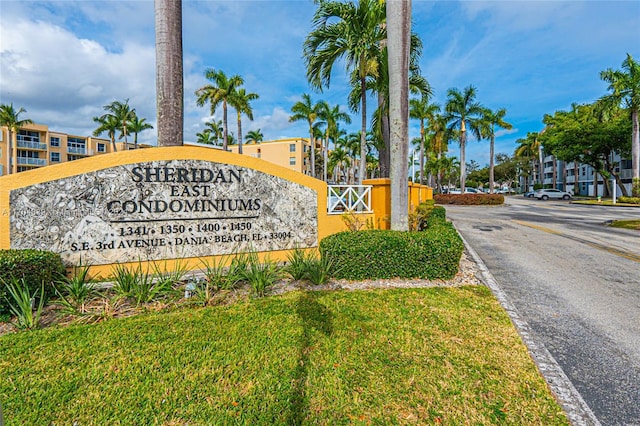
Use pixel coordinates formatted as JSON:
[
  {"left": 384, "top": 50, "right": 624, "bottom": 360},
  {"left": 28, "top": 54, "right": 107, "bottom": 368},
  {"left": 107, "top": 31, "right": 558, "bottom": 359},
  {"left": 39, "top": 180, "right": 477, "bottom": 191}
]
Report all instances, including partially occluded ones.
[
  {"left": 93, "top": 113, "right": 120, "bottom": 152},
  {"left": 289, "top": 93, "right": 324, "bottom": 178},
  {"left": 304, "top": 0, "right": 386, "bottom": 184},
  {"left": 128, "top": 115, "right": 153, "bottom": 149},
  {"left": 318, "top": 101, "right": 351, "bottom": 182},
  {"left": 445, "top": 85, "right": 485, "bottom": 191},
  {"left": 515, "top": 132, "right": 541, "bottom": 188},
  {"left": 329, "top": 146, "right": 351, "bottom": 183},
  {"left": 229, "top": 87, "right": 259, "bottom": 154},
  {"left": 481, "top": 107, "right": 512, "bottom": 193},
  {"left": 410, "top": 96, "right": 440, "bottom": 184},
  {"left": 0, "top": 103, "right": 33, "bottom": 175},
  {"left": 600, "top": 53, "right": 640, "bottom": 187},
  {"left": 195, "top": 69, "right": 243, "bottom": 151},
  {"left": 155, "top": 0, "right": 183, "bottom": 147},
  {"left": 245, "top": 129, "right": 264, "bottom": 145}
]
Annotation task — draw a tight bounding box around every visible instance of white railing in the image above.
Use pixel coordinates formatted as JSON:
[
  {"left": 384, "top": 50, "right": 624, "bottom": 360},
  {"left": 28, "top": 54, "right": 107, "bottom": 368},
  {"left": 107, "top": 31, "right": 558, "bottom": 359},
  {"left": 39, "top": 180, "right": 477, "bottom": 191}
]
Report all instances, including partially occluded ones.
[
  {"left": 16, "top": 140, "right": 47, "bottom": 150},
  {"left": 17, "top": 157, "right": 47, "bottom": 166},
  {"left": 327, "top": 185, "right": 372, "bottom": 214},
  {"left": 67, "top": 146, "right": 87, "bottom": 155}
]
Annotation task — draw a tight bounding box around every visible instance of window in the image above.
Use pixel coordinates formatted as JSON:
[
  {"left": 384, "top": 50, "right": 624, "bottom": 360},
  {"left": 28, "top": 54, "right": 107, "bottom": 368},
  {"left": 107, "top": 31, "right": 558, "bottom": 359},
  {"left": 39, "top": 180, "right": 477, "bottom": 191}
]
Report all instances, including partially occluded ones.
[
  {"left": 50, "top": 152, "right": 60, "bottom": 162},
  {"left": 67, "top": 137, "right": 87, "bottom": 155},
  {"left": 97, "top": 143, "right": 106, "bottom": 153},
  {"left": 289, "top": 157, "right": 296, "bottom": 165},
  {"left": 50, "top": 137, "right": 60, "bottom": 147},
  {"left": 289, "top": 143, "right": 296, "bottom": 152}
]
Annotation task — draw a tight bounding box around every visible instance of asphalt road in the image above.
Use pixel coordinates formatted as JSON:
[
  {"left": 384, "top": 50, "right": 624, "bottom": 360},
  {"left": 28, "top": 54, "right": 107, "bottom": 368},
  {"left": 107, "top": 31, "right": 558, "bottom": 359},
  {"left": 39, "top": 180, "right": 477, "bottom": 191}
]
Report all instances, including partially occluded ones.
[{"left": 445, "top": 197, "right": 640, "bottom": 426}]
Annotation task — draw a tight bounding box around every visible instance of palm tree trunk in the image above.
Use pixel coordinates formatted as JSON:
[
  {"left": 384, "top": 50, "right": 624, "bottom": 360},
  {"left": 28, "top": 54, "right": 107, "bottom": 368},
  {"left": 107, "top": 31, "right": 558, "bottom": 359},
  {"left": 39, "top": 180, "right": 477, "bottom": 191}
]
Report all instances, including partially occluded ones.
[
  {"left": 378, "top": 92, "right": 390, "bottom": 178},
  {"left": 459, "top": 129, "right": 467, "bottom": 191},
  {"left": 237, "top": 111, "right": 243, "bottom": 154},
  {"left": 324, "top": 134, "right": 329, "bottom": 182},
  {"left": 632, "top": 108, "right": 639, "bottom": 180},
  {"left": 419, "top": 122, "right": 425, "bottom": 185},
  {"left": 155, "top": 0, "right": 183, "bottom": 147},
  {"left": 489, "top": 134, "right": 495, "bottom": 193},
  {"left": 309, "top": 129, "right": 316, "bottom": 177},
  {"left": 222, "top": 102, "right": 229, "bottom": 151},
  {"left": 7, "top": 130, "right": 13, "bottom": 175},
  {"left": 387, "top": 0, "right": 410, "bottom": 231},
  {"left": 358, "top": 76, "right": 367, "bottom": 184}
]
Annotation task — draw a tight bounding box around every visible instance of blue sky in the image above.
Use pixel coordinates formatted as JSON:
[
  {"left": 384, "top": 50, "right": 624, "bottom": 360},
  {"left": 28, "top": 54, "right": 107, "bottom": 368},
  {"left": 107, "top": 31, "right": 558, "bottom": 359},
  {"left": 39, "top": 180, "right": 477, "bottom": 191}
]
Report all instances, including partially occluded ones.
[{"left": 1, "top": 0, "right": 638, "bottom": 167}]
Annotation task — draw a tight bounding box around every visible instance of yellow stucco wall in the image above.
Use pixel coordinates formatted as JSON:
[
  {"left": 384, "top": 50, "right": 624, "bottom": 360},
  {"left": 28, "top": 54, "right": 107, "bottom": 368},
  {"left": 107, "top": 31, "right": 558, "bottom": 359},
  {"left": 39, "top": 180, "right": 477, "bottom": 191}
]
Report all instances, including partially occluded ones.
[
  {"left": 363, "top": 178, "right": 433, "bottom": 230},
  {"left": 0, "top": 146, "right": 357, "bottom": 278}
]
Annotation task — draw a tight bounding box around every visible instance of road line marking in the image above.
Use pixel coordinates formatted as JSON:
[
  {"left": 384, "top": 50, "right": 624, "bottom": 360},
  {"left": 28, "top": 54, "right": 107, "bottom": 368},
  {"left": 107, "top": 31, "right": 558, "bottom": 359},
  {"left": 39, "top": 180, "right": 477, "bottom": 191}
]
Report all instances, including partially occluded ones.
[{"left": 513, "top": 220, "right": 640, "bottom": 263}]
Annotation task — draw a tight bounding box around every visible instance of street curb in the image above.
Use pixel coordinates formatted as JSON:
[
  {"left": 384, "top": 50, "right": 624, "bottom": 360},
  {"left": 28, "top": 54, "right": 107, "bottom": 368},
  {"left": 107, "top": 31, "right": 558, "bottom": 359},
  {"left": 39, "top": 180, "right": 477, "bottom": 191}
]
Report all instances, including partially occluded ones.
[{"left": 455, "top": 228, "right": 601, "bottom": 426}]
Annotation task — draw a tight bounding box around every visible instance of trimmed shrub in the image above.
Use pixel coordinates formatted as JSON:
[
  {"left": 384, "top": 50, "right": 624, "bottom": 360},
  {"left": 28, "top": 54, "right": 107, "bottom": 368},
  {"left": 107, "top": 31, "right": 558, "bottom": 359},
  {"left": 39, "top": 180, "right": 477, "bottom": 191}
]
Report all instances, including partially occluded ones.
[
  {"left": 434, "top": 193, "right": 504, "bottom": 205},
  {"left": 0, "top": 249, "right": 66, "bottom": 315},
  {"left": 618, "top": 196, "right": 640, "bottom": 205},
  {"left": 410, "top": 201, "right": 446, "bottom": 231},
  {"left": 320, "top": 226, "right": 464, "bottom": 281}
]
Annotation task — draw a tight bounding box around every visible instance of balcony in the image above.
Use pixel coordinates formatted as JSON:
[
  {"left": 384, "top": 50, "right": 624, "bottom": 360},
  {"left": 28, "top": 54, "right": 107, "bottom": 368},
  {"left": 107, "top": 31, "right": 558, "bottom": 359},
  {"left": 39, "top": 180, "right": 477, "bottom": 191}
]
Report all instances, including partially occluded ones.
[
  {"left": 17, "top": 157, "right": 47, "bottom": 166},
  {"left": 16, "top": 140, "right": 48, "bottom": 151},
  {"left": 67, "top": 146, "right": 87, "bottom": 155}
]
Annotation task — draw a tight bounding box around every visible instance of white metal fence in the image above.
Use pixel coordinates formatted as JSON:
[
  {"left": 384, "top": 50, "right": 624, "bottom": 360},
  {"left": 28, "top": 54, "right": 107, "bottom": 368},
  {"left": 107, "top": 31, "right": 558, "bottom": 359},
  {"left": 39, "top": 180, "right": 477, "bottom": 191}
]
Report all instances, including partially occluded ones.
[{"left": 327, "top": 185, "right": 372, "bottom": 214}]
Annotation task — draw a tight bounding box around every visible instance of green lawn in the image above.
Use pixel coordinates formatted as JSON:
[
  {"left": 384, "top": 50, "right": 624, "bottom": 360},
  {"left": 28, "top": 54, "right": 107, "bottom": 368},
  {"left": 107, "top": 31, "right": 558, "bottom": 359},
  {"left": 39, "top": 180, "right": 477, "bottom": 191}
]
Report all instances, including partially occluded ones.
[{"left": 0, "top": 286, "right": 568, "bottom": 425}]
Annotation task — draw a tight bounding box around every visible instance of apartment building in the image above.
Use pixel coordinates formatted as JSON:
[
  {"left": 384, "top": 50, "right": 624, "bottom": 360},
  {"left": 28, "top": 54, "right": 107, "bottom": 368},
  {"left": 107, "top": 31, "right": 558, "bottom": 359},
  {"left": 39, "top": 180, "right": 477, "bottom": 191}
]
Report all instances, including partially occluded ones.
[
  {"left": 228, "top": 138, "right": 313, "bottom": 176},
  {"left": 523, "top": 153, "right": 634, "bottom": 196},
  {"left": 0, "top": 123, "right": 157, "bottom": 176}
]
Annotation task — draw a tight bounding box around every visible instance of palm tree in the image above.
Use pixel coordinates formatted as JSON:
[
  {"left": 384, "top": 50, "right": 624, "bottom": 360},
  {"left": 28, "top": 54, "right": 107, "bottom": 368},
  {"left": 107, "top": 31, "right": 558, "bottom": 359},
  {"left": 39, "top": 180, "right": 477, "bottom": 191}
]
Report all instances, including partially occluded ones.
[
  {"left": 108, "top": 99, "right": 137, "bottom": 144},
  {"left": 155, "top": 0, "right": 183, "bottom": 147},
  {"left": 410, "top": 96, "right": 440, "bottom": 184},
  {"left": 318, "top": 101, "right": 351, "bottom": 182},
  {"left": 195, "top": 69, "right": 243, "bottom": 151},
  {"left": 196, "top": 130, "right": 216, "bottom": 145},
  {"left": 93, "top": 113, "right": 120, "bottom": 152},
  {"left": 128, "top": 115, "right": 153, "bottom": 149},
  {"left": 481, "top": 107, "right": 512, "bottom": 193},
  {"left": 445, "top": 85, "right": 485, "bottom": 191},
  {"left": 245, "top": 129, "right": 264, "bottom": 145},
  {"left": 329, "top": 146, "right": 351, "bottom": 183},
  {"left": 515, "top": 132, "right": 541, "bottom": 188},
  {"left": 304, "top": 0, "right": 385, "bottom": 184},
  {"left": 289, "top": 94, "right": 324, "bottom": 178},
  {"left": 600, "top": 54, "right": 640, "bottom": 188},
  {"left": 204, "top": 120, "right": 224, "bottom": 145},
  {"left": 229, "top": 87, "right": 259, "bottom": 154},
  {"left": 0, "top": 103, "right": 33, "bottom": 175}
]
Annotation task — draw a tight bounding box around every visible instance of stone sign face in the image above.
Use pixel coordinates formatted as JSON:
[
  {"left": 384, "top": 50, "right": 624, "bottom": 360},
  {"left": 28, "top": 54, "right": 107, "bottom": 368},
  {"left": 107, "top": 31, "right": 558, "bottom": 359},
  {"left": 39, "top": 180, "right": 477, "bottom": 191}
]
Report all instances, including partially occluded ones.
[{"left": 9, "top": 159, "right": 318, "bottom": 266}]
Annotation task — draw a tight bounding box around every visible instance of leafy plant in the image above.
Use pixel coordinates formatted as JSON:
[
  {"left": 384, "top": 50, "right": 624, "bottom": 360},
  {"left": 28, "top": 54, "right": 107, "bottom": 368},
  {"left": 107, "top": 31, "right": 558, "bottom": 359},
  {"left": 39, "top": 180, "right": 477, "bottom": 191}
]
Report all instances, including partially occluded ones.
[
  {"left": 3, "top": 278, "right": 45, "bottom": 330},
  {"left": 110, "top": 263, "right": 141, "bottom": 297},
  {"left": 304, "top": 254, "right": 333, "bottom": 286},
  {"left": 151, "top": 258, "right": 188, "bottom": 294},
  {"left": 242, "top": 252, "right": 282, "bottom": 297},
  {"left": 55, "top": 264, "right": 96, "bottom": 314},
  {"left": 286, "top": 247, "right": 313, "bottom": 280}
]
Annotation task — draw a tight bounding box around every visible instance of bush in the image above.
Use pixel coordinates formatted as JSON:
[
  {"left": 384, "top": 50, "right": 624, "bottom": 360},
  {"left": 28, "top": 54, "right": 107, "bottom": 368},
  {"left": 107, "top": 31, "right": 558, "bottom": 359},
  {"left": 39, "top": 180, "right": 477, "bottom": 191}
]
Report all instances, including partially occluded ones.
[
  {"left": 0, "top": 249, "right": 66, "bottom": 316},
  {"left": 618, "top": 196, "right": 640, "bottom": 205},
  {"left": 410, "top": 201, "right": 446, "bottom": 231},
  {"left": 320, "top": 226, "right": 464, "bottom": 281},
  {"left": 434, "top": 193, "right": 504, "bottom": 205}
]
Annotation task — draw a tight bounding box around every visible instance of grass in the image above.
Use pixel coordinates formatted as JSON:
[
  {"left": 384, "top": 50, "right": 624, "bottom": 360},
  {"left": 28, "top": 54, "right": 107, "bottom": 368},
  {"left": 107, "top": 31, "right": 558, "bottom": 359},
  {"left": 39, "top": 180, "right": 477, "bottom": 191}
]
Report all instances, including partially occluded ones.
[
  {"left": 572, "top": 199, "right": 640, "bottom": 207},
  {"left": 609, "top": 219, "right": 640, "bottom": 230},
  {"left": 0, "top": 286, "right": 568, "bottom": 425}
]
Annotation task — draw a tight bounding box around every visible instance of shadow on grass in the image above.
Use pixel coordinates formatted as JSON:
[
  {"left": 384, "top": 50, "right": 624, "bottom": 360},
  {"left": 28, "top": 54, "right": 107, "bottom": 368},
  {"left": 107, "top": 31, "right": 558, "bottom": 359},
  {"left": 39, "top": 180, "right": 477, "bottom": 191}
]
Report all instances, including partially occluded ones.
[{"left": 287, "top": 291, "right": 333, "bottom": 425}]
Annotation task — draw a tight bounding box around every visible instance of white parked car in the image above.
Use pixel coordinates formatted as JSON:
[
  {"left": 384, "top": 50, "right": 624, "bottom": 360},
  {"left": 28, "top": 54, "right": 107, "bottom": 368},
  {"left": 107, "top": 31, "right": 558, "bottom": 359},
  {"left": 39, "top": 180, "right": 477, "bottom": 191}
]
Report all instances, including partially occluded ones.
[
  {"left": 448, "top": 188, "right": 481, "bottom": 194},
  {"left": 534, "top": 188, "right": 572, "bottom": 200}
]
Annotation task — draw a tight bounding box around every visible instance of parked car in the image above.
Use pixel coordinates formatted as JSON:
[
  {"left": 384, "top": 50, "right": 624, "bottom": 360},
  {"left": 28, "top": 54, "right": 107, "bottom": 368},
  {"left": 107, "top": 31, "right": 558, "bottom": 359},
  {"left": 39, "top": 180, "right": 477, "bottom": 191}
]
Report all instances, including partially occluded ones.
[
  {"left": 534, "top": 188, "right": 572, "bottom": 200},
  {"left": 448, "top": 188, "right": 482, "bottom": 194},
  {"left": 524, "top": 191, "right": 535, "bottom": 198}
]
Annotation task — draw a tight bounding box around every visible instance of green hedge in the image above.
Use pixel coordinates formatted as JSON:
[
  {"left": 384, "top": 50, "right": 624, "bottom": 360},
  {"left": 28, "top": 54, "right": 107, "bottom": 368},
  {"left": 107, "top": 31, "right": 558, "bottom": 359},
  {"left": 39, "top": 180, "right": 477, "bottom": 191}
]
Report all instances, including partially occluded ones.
[
  {"left": 320, "top": 226, "right": 464, "bottom": 281},
  {"left": 0, "top": 249, "right": 66, "bottom": 315},
  {"left": 618, "top": 196, "right": 640, "bottom": 205},
  {"left": 434, "top": 194, "right": 504, "bottom": 205},
  {"left": 411, "top": 201, "right": 447, "bottom": 231}
]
